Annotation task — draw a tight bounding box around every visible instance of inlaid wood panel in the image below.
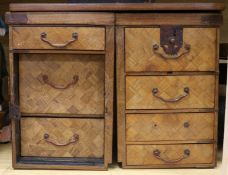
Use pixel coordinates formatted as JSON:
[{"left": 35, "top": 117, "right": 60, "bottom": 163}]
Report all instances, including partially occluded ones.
[
  {"left": 21, "top": 117, "right": 104, "bottom": 158},
  {"left": 12, "top": 27, "right": 105, "bottom": 50},
  {"left": 126, "top": 144, "right": 214, "bottom": 166},
  {"left": 126, "top": 113, "right": 215, "bottom": 142},
  {"left": 126, "top": 75, "right": 215, "bottom": 109},
  {"left": 19, "top": 54, "right": 104, "bottom": 114},
  {"left": 125, "top": 28, "right": 217, "bottom": 72}
]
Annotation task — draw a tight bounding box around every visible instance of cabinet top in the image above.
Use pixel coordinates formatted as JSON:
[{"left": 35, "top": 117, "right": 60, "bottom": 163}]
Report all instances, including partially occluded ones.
[{"left": 9, "top": 3, "right": 225, "bottom": 12}]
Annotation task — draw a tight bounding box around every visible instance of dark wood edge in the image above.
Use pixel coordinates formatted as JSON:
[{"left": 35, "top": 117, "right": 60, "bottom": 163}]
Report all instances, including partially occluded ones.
[
  {"left": 18, "top": 157, "right": 104, "bottom": 166},
  {"left": 5, "top": 12, "right": 115, "bottom": 25},
  {"left": 9, "top": 3, "right": 225, "bottom": 12},
  {"left": 116, "top": 13, "right": 223, "bottom": 26},
  {"left": 21, "top": 113, "right": 104, "bottom": 118},
  {"left": 13, "top": 162, "right": 108, "bottom": 170},
  {"left": 220, "top": 43, "right": 228, "bottom": 59},
  {"left": 5, "top": 12, "right": 28, "bottom": 25},
  {"left": 5, "top": 12, "right": 223, "bottom": 26},
  {"left": 122, "top": 163, "right": 216, "bottom": 169}
]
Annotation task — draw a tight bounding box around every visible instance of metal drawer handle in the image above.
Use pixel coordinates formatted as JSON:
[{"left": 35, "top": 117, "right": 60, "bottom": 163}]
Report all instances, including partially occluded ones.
[
  {"left": 153, "top": 149, "right": 190, "bottom": 163},
  {"left": 43, "top": 133, "right": 79, "bottom": 146},
  {"left": 39, "top": 74, "right": 79, "bottom": 90},
  {"left": 152, "top": 87, "right": 189, "bottom": 103},
  {"left": 153, "top": 43, "right": 191, "bottom": 59},
  {"left": 40, "top": 32, "right": 78, "bottom": 48}
]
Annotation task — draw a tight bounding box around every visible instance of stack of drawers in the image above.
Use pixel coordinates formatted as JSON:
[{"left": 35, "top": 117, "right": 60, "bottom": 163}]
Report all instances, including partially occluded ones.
[
  {"left": 6, "top": 2, "right": 224, "bottom": 170},
  {"left": 117, "top": 15, "right": 221, "bottom": 168},
  {"left": 7, "top": 12, "right": 114, "bottom": 170}
]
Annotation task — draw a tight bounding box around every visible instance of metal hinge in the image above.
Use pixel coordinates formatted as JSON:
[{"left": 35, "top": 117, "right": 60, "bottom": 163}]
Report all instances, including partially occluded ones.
[
  {"left": 160, "top": 26, "right": 183, "bottom": 55},
  {"left": 9, "top": 104, "right": 21, "bottom": 120}
]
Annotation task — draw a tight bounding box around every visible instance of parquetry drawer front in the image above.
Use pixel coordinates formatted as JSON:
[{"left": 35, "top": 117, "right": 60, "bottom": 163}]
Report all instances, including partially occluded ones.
[
  {"left": 19, "top": 54, "right": 104, "bottom": 114},
  {"left": 126, "top": 144, "right": 214, "bottom": 166},
  {"left": 126, "top": 75, "right": 215, "bottom": 109},
  {"left": 125, "top": 28, "right": 217, "bottom": 72},
  {"left": 126, "top": 113, "right": 215, "bottom": 142},
  {"left": 21, "top": 117, "right": 104, "bottom": 158},
  {"left": 12, "top": 27, "right": 105, "bottom": 50}
]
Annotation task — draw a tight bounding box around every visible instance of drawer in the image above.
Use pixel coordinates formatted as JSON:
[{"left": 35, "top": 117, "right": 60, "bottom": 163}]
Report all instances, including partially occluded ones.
[
  {"left": 126, "top": 113, "right": 215, "bottom": 142},
  {"left": 126, "top": 144, "right": 214, "bottom": 166},
  {"left": 126, "top": 75, "right": 215, "bottom": 109},
  {"left": 21, "top": 117, "right": 104, "bottom": 158},
  {"left": 19, "top": 54, "right": 104, "bottom": 114},
  {"left": 12, "top": 27, "right": 105, "bottom": 50},
  {"left": 125, "top": 28, "right": 217, "bottom": 72}
]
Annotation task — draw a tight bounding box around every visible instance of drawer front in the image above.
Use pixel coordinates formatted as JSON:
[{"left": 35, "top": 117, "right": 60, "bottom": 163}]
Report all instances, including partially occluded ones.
[
  {"left": 126, "top": 144, "right": 214, "bottom": 166},
  {"left": 126, "top": 113, "right": 215, "bottom": 142},
  {"left": 126, "top": 75, "right": 215, "bottom": 109},
  {"left": 125, "top": 28, "right": 217, "bottom": 72},
  {"left": 12, "top": 27, "right": 105, "bottom": 50},
  {"left": 21, "top": 117, "right": 104, "bottom": 158},
  {"left": 19, "top": 54, "right": 104, "bottom": 114}
]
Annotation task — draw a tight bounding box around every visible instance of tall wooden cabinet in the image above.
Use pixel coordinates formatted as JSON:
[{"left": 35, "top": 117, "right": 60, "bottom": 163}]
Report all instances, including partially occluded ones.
[
  {"left": 6, "top": 6, "right": 114, "bottom": 170},
  {"left": 6, "top": 2, "right": 224, "bottom": 170},
  {"left": 115, "top": 4, "right": 224, "bottom": 169}
]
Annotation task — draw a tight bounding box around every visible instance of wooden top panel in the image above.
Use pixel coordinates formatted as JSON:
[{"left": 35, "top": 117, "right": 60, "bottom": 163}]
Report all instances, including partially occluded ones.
[{"left": 9, "top": 3, "right": 225, "bottom": 12}]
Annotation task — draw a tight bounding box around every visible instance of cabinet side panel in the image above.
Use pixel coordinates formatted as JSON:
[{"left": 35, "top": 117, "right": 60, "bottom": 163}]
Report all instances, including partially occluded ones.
[{"left": 116, "top": 26, "right": 125, "bottom": 163}]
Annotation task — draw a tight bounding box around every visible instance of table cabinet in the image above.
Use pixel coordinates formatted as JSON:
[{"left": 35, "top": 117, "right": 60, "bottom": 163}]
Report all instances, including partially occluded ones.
[{"left": 6, "top": 2, "right": 224, "bottom": 170}]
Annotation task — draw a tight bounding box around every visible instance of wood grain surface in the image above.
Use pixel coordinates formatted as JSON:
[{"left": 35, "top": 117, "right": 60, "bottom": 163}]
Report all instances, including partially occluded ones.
[
  {"left": 19, "top": 54, "right": 105, "bottom": 115},
  {"left": 9, "top": 3, "right": 225, "bottom": 12},
  {"left": 21, "top": 117, "right": 104, "bottom": 158},
  {"left": 126, "top": 144, "right": 214, "bottom": 166},
  {"left": 125, "top": 28, "right": 217, "bottom": 72},
  {"left": 12, "top": 27, "right": 105, "bottom": 50},
  {"left": 6, "top": 12, "right": 114, "bottom": 25},
  {"left": 126, "top": 113, "right": 215, "bottom": 142},
  {"left": 126, "top": 75, "right": 215, "bottom": 110}
]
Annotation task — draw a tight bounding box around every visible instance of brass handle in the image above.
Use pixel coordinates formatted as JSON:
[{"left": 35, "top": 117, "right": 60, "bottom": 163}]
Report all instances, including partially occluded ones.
[
  {"left": 39, "top": 74, "right": 79, "bottom": 90},
  {"left": 153, "top": 149, "right": 190, "bottom": 163},
  {"left": 152, "top": 87, "right": 189, "bottom": 103},
  {"left": 40, "top": 32, "right": 78, "bottom": 48},
  {"left": 43, "top": 133, "right": 79, "bottom": 146},
  {"left": 153, "top": 43, "right": 191, "bottom": 59}
]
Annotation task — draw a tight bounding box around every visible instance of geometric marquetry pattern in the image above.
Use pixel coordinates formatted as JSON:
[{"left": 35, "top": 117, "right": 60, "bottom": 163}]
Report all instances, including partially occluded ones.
[
  {"left": 19, "top": 54, "right": 104, "bottom": 114},
  {"left": 126, "top": 144, "right": 214, "bottom": 165},
  {"left": 125, "top": 28, "right": 217, "bottom": 72},
  {"left": 21, "top": 117, "right": 104, "bottom": 158},
  {"left": 13, "top": 27, "right": 105, "bottom": 50},
  {"left": 126, "top": 113, "right": 215, "bottom": 142},
  {"left": 126, "top": 75, "right": 215, "bottom": 109}
]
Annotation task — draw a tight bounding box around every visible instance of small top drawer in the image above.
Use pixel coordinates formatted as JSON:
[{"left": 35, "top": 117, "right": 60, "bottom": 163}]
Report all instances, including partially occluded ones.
[
  {"left": 12, "top": 27, "right": 105, "bottom": 50},
  {"left": 125, "top": 27, "right": 217, "bottom": 72}
]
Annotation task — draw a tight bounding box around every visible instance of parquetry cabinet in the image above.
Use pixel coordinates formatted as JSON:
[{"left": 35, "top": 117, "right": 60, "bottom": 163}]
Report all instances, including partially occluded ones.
[
  {"left": 6, "top": 4, "right": 114, "bottom": 170},
  {"left": 115, "top": 3, "right": 224, "bottom": 168},
  {"left": 6, "top": 2, "right": 224, "bottom": 170}
]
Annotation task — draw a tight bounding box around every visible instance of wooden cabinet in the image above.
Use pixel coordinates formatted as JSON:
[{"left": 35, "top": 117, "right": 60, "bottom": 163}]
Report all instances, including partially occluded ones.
[
  {"left": 116, "top": 5, "right": 223, "bottom": 169},
  {"left": 6, "top": 2, "right": 224, "bottom": 170},
  {"left": 6, "top": 10, "right": 114, "bottom": 170}
]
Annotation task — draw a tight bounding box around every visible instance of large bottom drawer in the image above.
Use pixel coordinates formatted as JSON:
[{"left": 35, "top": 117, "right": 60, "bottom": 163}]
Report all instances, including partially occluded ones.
[
  {"left": 126, "top": 144, "right": 214, "bottom": 166},
  {"left": 20, "top": 117, "right": 104, "bottom": 158}
]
